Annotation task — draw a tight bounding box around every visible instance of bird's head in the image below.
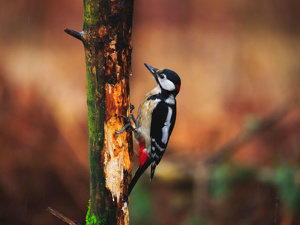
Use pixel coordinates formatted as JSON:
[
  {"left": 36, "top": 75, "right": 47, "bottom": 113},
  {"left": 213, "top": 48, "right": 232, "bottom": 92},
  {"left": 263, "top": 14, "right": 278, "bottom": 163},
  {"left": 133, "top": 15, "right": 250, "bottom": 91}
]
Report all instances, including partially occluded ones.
[{"left": 144, "top": 63, "right": 181, "bottom": 96}]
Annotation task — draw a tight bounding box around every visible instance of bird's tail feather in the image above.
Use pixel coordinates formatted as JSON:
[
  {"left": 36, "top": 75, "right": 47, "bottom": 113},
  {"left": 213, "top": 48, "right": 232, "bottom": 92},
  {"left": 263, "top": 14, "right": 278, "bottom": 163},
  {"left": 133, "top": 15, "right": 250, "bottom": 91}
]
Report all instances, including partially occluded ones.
[{"left": 128, "top": 160, "right": 151, "bottom": 195}]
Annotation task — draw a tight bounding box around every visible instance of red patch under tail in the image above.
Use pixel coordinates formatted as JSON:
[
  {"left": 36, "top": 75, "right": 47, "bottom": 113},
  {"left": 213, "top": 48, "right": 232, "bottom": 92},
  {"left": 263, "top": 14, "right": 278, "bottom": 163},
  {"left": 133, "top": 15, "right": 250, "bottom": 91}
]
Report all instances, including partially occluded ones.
[{"left": 138, "top": 136, "right": 149, "bottom": 168}]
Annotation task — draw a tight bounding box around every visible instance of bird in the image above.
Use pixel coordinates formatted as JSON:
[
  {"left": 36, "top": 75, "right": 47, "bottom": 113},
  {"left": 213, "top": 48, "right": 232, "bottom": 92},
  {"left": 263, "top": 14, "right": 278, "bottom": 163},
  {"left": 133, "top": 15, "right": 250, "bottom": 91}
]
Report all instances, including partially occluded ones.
[{"left": 116, "top": 63, "right": 181, "bottom": 196}]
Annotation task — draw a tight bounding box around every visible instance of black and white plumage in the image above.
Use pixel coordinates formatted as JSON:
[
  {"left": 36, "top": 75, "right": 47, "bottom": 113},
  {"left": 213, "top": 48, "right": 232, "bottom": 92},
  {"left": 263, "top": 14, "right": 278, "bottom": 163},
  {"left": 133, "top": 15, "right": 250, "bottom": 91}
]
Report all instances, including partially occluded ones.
[
  {"left": 126, "top": 63, "right": 181, "bottom": 195},
  {"left": 148, "top": 91, "right": 176, "bottom": 179}
]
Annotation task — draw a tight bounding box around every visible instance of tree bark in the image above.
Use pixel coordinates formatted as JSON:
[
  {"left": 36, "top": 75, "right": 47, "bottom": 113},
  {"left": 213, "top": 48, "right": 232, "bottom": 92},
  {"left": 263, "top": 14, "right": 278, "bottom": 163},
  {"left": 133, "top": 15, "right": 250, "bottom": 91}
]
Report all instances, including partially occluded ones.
[{"left": 66, "top": 0, "right": 134, "bottom": 224}]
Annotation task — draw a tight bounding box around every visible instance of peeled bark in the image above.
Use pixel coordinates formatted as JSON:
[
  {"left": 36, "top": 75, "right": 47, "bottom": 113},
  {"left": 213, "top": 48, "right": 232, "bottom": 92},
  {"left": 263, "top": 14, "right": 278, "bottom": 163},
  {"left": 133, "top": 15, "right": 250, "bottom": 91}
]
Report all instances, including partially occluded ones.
[{"left": 65, "top": 0, "right": 134, "bottom": 224}]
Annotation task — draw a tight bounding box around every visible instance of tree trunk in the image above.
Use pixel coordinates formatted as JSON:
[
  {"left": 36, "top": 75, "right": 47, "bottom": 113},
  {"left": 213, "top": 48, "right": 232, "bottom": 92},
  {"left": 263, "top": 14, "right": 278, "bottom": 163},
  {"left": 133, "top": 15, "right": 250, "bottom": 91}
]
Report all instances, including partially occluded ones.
[{"left": 66, "top": 0, "right": 134, "bottom": 224}]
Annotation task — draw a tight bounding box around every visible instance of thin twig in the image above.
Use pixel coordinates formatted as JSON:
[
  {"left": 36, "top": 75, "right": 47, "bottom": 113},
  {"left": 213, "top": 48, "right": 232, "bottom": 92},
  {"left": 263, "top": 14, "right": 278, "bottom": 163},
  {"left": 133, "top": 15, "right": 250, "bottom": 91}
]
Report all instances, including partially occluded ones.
[
  {"left": 47, "top": 207, "right": 81, "bottom": 225},
  {"left": 64, "top": 28, "right": 85, "bottom": 42}
]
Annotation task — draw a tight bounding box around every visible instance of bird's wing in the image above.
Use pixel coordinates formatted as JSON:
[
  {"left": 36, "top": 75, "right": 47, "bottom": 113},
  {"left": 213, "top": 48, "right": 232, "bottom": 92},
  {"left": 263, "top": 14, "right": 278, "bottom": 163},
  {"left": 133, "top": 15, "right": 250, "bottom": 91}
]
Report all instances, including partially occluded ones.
[{"left": 150, "top": 102, "right": 176, "bottom": 180}]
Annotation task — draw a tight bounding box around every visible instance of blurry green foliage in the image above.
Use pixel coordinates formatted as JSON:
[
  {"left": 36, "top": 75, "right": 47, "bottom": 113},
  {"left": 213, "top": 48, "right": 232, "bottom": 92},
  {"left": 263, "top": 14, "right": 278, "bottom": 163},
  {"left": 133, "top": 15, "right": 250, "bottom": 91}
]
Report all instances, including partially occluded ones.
[
  {"left": 275, "top": 165, "right": 300, "bottom": 211},
  {"left": 129, "top": 176, "right": 155, "bottom": 225},
  {"left": 210, "top": 163, "right": 255, "bottom": 200},
  {"left": 210, "top": 162, "right": 300, "bottom": 212},
  {"left": 244, "top": 116, "right": 261, "bottom": 133},
  {"left": 185, "top": 216, "right": 206, "bottom": 225}
]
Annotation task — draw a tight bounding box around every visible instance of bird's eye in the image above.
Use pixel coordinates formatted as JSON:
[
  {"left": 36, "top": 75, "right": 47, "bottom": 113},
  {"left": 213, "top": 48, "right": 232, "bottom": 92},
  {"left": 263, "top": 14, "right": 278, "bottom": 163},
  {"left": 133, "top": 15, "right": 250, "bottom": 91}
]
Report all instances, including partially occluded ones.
[{"left": 159, "top": 74, "right": 165, "bottom": 79}]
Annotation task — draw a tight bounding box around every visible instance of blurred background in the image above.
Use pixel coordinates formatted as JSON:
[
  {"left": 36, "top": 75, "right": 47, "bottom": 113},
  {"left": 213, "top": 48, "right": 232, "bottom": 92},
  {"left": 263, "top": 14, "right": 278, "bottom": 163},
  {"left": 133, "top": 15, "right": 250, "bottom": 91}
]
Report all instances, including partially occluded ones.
[{"left": 1, "top": 0, "right": 300, "bottom": 224}]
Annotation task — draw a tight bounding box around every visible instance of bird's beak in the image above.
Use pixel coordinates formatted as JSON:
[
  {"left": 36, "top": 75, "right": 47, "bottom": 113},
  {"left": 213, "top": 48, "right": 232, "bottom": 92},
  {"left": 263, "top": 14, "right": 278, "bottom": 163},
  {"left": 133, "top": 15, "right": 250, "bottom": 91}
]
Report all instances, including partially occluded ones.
[
  {"left": 144, "top": 63, "right": 158, "bottom": 75},
  {"left": 144, "top": 63, "right": 160, "bottom": 84}
]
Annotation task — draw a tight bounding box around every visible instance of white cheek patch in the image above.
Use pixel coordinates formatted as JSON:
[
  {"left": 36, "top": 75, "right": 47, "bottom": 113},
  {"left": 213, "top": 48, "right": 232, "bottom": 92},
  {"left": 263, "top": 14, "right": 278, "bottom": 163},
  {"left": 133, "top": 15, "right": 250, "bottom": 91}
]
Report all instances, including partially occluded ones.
[{"left": 159, "top": 78, "right": 176, "bottom": 91}]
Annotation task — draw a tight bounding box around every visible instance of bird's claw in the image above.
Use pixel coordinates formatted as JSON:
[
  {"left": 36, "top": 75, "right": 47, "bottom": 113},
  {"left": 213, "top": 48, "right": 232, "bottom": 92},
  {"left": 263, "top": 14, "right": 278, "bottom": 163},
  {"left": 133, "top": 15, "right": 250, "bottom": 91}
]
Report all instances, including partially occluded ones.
[
  {"left": 118, "top": 115, "right": 128, "bottom": 120},
  {"left": 130, "top": 103, "right": 135, "bottom": 112},
  {"left": 115, "top": 123, "right": 133, "bottom": 134},
  {"left": 115, "top": 104, "right": 136, "bottom": 134}
]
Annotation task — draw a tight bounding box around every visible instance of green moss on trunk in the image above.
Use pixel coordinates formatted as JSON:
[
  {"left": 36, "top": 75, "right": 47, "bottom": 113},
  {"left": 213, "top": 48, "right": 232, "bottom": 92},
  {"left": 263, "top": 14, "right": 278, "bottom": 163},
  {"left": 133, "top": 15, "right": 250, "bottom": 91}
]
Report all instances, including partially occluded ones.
[
  {"left": 82, "top": 0, "right": 134, "bottom": 224},
  {"left": 63, "top": 0, "right": 134, "bottom": 224}
]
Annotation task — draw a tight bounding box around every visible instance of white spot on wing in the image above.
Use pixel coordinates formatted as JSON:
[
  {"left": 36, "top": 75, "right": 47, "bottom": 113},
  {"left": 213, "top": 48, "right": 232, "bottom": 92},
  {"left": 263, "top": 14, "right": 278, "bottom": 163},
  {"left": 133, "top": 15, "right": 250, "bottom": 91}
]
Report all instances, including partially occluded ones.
[
  {"left": 165, "top": 95, "right": 175, "bottom": 104},
  {"left": 161, "top": 107, "right": 172, "bottom": 144}
]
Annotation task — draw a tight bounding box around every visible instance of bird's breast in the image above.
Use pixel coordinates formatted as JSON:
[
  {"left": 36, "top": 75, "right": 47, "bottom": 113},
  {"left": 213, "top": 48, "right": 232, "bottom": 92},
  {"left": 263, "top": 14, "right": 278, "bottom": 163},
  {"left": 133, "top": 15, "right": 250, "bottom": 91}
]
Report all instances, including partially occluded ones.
[{"left": 136, "top": 97, "right": 161, "bottom": 152}]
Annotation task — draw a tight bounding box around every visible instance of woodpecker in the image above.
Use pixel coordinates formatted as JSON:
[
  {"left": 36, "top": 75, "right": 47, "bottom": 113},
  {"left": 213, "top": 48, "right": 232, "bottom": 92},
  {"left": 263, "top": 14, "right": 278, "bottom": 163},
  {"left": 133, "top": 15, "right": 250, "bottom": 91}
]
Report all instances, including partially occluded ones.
[{"left": 117, "top": 63, "right": 181, "bottom": 195}]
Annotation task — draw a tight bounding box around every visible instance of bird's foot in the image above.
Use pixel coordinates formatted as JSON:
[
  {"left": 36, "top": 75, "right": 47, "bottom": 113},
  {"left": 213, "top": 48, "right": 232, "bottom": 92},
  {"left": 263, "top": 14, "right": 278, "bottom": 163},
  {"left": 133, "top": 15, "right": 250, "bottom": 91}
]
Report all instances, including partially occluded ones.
[{"left": 116, "top": 104, "right": 136, "bottom": 134}]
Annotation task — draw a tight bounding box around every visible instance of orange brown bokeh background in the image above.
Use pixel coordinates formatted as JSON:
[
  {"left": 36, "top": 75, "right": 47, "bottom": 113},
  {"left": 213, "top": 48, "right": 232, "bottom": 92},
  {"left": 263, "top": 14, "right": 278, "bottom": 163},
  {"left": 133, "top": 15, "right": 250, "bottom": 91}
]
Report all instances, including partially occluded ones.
[{"left": 1, "top": 0, "right": 300, "bottom": 225}]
